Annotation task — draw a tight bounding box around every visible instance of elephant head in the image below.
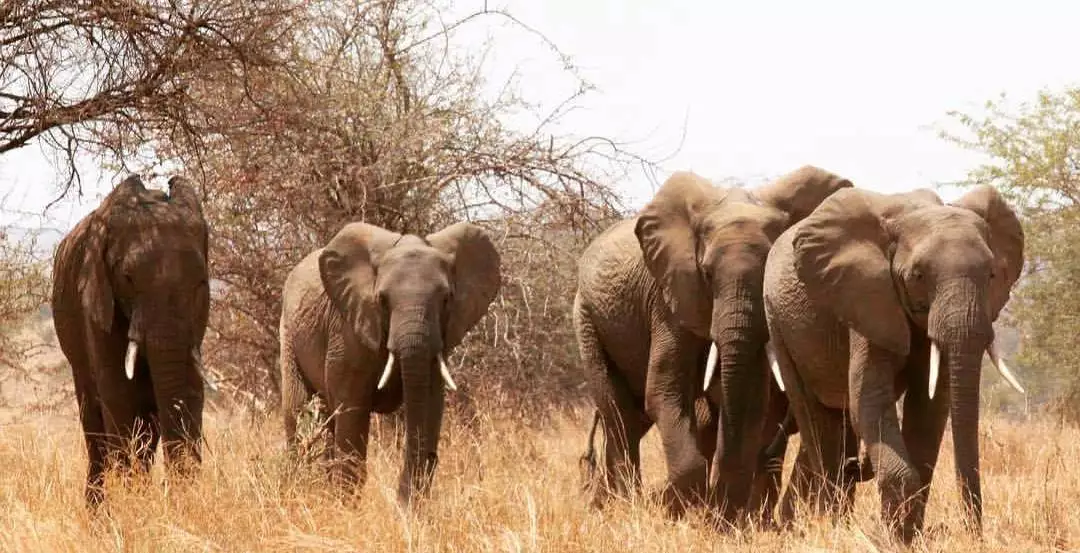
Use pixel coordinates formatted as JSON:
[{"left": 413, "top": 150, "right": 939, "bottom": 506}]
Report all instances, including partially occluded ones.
[
  {"left": 792, "top": 185, "right": 1024, "bottom": 530},
  {"left": 80, "top": 174, "right": 210, "bottom": 466},
  {"left": 634, "top": 165, "right": 853, "bottom": 497},
  {"left": 317, "top": 221, "right": 500, "bottom": 504}
]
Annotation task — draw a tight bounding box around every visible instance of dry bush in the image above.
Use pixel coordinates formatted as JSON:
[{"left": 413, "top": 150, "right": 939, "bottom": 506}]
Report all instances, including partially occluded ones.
[
  {"left": 0, "top": 407, "right": 1076, "bottom": 552},
  {"left": 0, "top": 229, "right": 49, "bottom": 371}
]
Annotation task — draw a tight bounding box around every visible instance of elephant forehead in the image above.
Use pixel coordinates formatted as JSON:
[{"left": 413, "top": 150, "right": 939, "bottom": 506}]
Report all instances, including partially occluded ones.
[
  {"left": 894, "top": 211, "right": 994, "bottom": 271},
  {"left": 699, "top": 203, "right": 785, "bottom": 242},
  {"left": 381, "top": 241, "right": 451, "bottom": 266},
  {"left": 892, "top": 206, "right": 989, "bottom": 243},
  {"left": 106, "top": 202, "right": 205, "bottom": 237},
  {"left": 378, "top": 246, "right": 451, "bottom": 284},
  {"left": 118, "top": 242, "right": 207, "bottom": 274}
]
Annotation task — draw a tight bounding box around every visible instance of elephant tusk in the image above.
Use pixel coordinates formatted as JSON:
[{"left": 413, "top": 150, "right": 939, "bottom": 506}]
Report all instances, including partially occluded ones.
[
  {"left": 928, "top": 341, "right": 941, "bottom": 399},
  {"left": 438, "top": 353, "right": 458, "bottom": 391},
  {"left": 124, "top": 341, "right": 138, "bottom": 380},
  {"left": 766, "top": 341, "right": 784, "bottom": 392},
  {"left": 377, "top": 353, "right": 395, "bottom": 390},
  {"left": 703, "top": 342, "right": 719, "bottom": 391},
  {"left": 987, "top": 341, "right": 1026, "bottom": 394}
]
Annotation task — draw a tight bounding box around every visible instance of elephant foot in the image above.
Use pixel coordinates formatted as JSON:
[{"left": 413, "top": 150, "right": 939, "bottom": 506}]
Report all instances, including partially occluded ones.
[
  {"left": 84, "top": 484, "right": 105, "bottom": 511},
  {"left": 880, "top": 482, "right": 926, "bottom": 545},
  {"left": 842, "top": 455, "right": 874, "bottom": 483},
  {"left": 586, "top": 485, "right": 610, "bottom": 510},
  {"left": 578, "top": 450, "right": 599, "bottom": 494},
  {"left": 655, "top": 477, "right": 709, "bottom": 519}
]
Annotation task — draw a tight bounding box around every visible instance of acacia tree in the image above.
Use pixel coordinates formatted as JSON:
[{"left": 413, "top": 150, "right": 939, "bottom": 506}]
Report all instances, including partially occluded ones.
[
  {"left": 942, "top": 88, "right": 1080, "bottom": 417},
  {"left": 106, "top": 0, "right": 640, "bottom": 413}
]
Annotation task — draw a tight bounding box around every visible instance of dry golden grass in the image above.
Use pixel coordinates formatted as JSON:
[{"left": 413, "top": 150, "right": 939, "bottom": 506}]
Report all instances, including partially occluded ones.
[{"left": 0, "top": 406, "right": 1076, "bottom": 553}]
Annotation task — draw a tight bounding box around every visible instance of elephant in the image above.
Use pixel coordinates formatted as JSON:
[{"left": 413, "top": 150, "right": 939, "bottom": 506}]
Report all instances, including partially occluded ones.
[
  {"left": 762, "top": 185, "right": 1025, "bottom": 542},
  {"left": 279, "top": 221, "right": 500, "bottom": 505},
  {"left": 572, "top": 166, "right": 853, "bottom": 521},
  {"left": 51, "top": 174, "right": 211, "bottom": 507}
]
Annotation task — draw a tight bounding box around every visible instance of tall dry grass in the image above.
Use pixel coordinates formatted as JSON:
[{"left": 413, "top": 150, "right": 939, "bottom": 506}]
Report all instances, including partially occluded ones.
[{"left": 0, "top": 406, "right": 1076, "bottom": 552}]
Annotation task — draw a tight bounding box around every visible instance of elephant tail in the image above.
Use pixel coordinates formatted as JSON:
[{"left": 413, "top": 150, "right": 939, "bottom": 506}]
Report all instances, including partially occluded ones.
[{"left": 578, "top": 409, "right": 601, "bottom": 491}]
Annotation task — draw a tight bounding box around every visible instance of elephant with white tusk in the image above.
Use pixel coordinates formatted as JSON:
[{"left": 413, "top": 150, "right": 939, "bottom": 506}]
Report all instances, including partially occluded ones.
[
  {"left": 51, "top": 174, "right": 210, "bottom": 508},
  {"left": 573, "top": 166, "right": 854, "bottom": 524},
  {"left": 279, "top": 221, "right": 500, "bottom": 506},
  {"left": 763, "top": 185, "right": 1026, "bottom": 543}
]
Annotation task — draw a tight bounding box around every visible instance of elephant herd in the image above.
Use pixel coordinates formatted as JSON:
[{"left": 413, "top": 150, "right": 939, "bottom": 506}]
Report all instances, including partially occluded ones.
[{"left": 49, "top": 167, "right": 1026, "bottom": 544}]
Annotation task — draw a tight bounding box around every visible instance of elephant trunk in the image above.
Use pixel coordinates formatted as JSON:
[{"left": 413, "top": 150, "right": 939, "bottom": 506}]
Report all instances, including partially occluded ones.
[
  {"left": 706, "top": 277, "right": 768, "bottom": 516},
  {"left": 144, "top": 337, "right": 204, "bottom": 473},
  {"left": 929, "top": 278, "right": 990, "bottom": 533},
  {"left": 947, "top": 348, "right": 983, "bottom": 532},
  {"left": 395, "top": 332, "right": 445, "bottom": 506}
]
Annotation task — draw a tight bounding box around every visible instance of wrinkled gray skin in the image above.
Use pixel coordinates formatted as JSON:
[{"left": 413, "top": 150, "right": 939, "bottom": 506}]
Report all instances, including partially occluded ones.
[
  {"left": 573, "top": 166, "right": 853, "bottom": 522},
  {"left": 279, "top": 221, "right": 500, "bottom": 505},
  {"left": 763, "top": 186, "right": 1024, "bottom": 542},
  {"left": 52, "top": 175, "right": 210, "bottom": 507}
]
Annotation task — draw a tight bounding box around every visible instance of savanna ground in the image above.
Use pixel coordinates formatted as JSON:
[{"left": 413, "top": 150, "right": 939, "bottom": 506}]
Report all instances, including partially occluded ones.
[{"left": 0, "top": 319, "right": 1076, "bottom": 553}]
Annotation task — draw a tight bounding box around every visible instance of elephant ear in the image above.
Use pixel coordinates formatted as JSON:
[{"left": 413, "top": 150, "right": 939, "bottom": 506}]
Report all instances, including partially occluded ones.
[
  {"left": 167, "top": 176, "right": 209, "bottom": 255},
  {"left": 167, "top": 176, "right": 205, "bottom": 217},
  {"left": 75, "top": 174, "right": 148, "bottom": 332},
  {"left": 318, "top": 223, "right": 402, "bottom": 351},
  {"left": 950, "top": 185, "right": 1025, "bottom": 317},
  {"left": 793, "top": 188, "right": 911, "bottom": 356},
  {"left": 754, "top": 165, "right": 855, "bottom": 226},
  {"left": 76, "top": 213, "right": 115, "bottom": 332},
  {"left": 634, "top": 171, "right": 722, "bottom": 336},
  {"left": 427, "top": 222, "right": 502, "bottom": 352}
]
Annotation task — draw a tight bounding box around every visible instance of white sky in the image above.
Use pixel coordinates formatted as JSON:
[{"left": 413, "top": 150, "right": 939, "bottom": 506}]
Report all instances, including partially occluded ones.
[{"left": 2, "top": 0, "right": 1079, "bottom": 236}]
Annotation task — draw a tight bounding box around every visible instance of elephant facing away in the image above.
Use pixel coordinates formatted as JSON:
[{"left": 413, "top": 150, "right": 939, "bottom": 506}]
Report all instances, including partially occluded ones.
[
  {"left": 51, "top": 175, "right": 211, "bottom": 507},
  {"left": 763, "top": 186, "right": 1025, "bottom": 542},
  {"left": 573, "top": 166, "right": 853, "bottom": 521},
  {"left": 279, "top": 221, "right": 500, "bottom": 505}
]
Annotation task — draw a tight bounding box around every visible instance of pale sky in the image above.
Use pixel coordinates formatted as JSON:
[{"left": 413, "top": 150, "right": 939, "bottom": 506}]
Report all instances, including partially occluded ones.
[{"left": 2, "top": 0, "right": 1079, "bottom": 237}]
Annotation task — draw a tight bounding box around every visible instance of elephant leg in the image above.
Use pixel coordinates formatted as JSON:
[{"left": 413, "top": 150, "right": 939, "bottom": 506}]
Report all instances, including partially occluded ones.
[
  {"left": 780, "top": 443, "right": 809, "bottom": 524},
  {"left": 599, "top": 406, "right": 646, "bottom": 503},
  {"left": 789, "top": 405, "right": 851, "bottom": 514},
  {"left": 576, "top": 301, "right": 645, "bottom": 506},
  {"left": 749, "top": 386, "right": 789, "bottom": 527},
  {"left": 644, "top": 337, "right": 708, "bottom": 517},
  {"left": 152, "top": 367, "right": 205, "bottom": 478},
  {"left": 848, "top": 334, "right": 921, "bottom": 542},
  {"left": 773, "top": 334, "right": 851, "bottom": 521},
  {"left": 694, "top": 396, "right": 717, "bottom": 474},
  {"left": 280, "top": 345, "right": 314, "bottom": 459},
  {"left": 328, "top": 402, "right": 372, "bottom": 490},
  {"left": 133, "top": 355, "right": 160, "bottom": 473},
  {"left": 899, "top": 336, "right": 950, "bottom": 536},
  {"left": 74, "top": 376, "right": 109, "bottom": 507},
  {"left": 324, "top": 336, "right": 375, "bottom": 490},
  {"left": 94, "top": 333, "right": 143, "bottom": 476}
]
